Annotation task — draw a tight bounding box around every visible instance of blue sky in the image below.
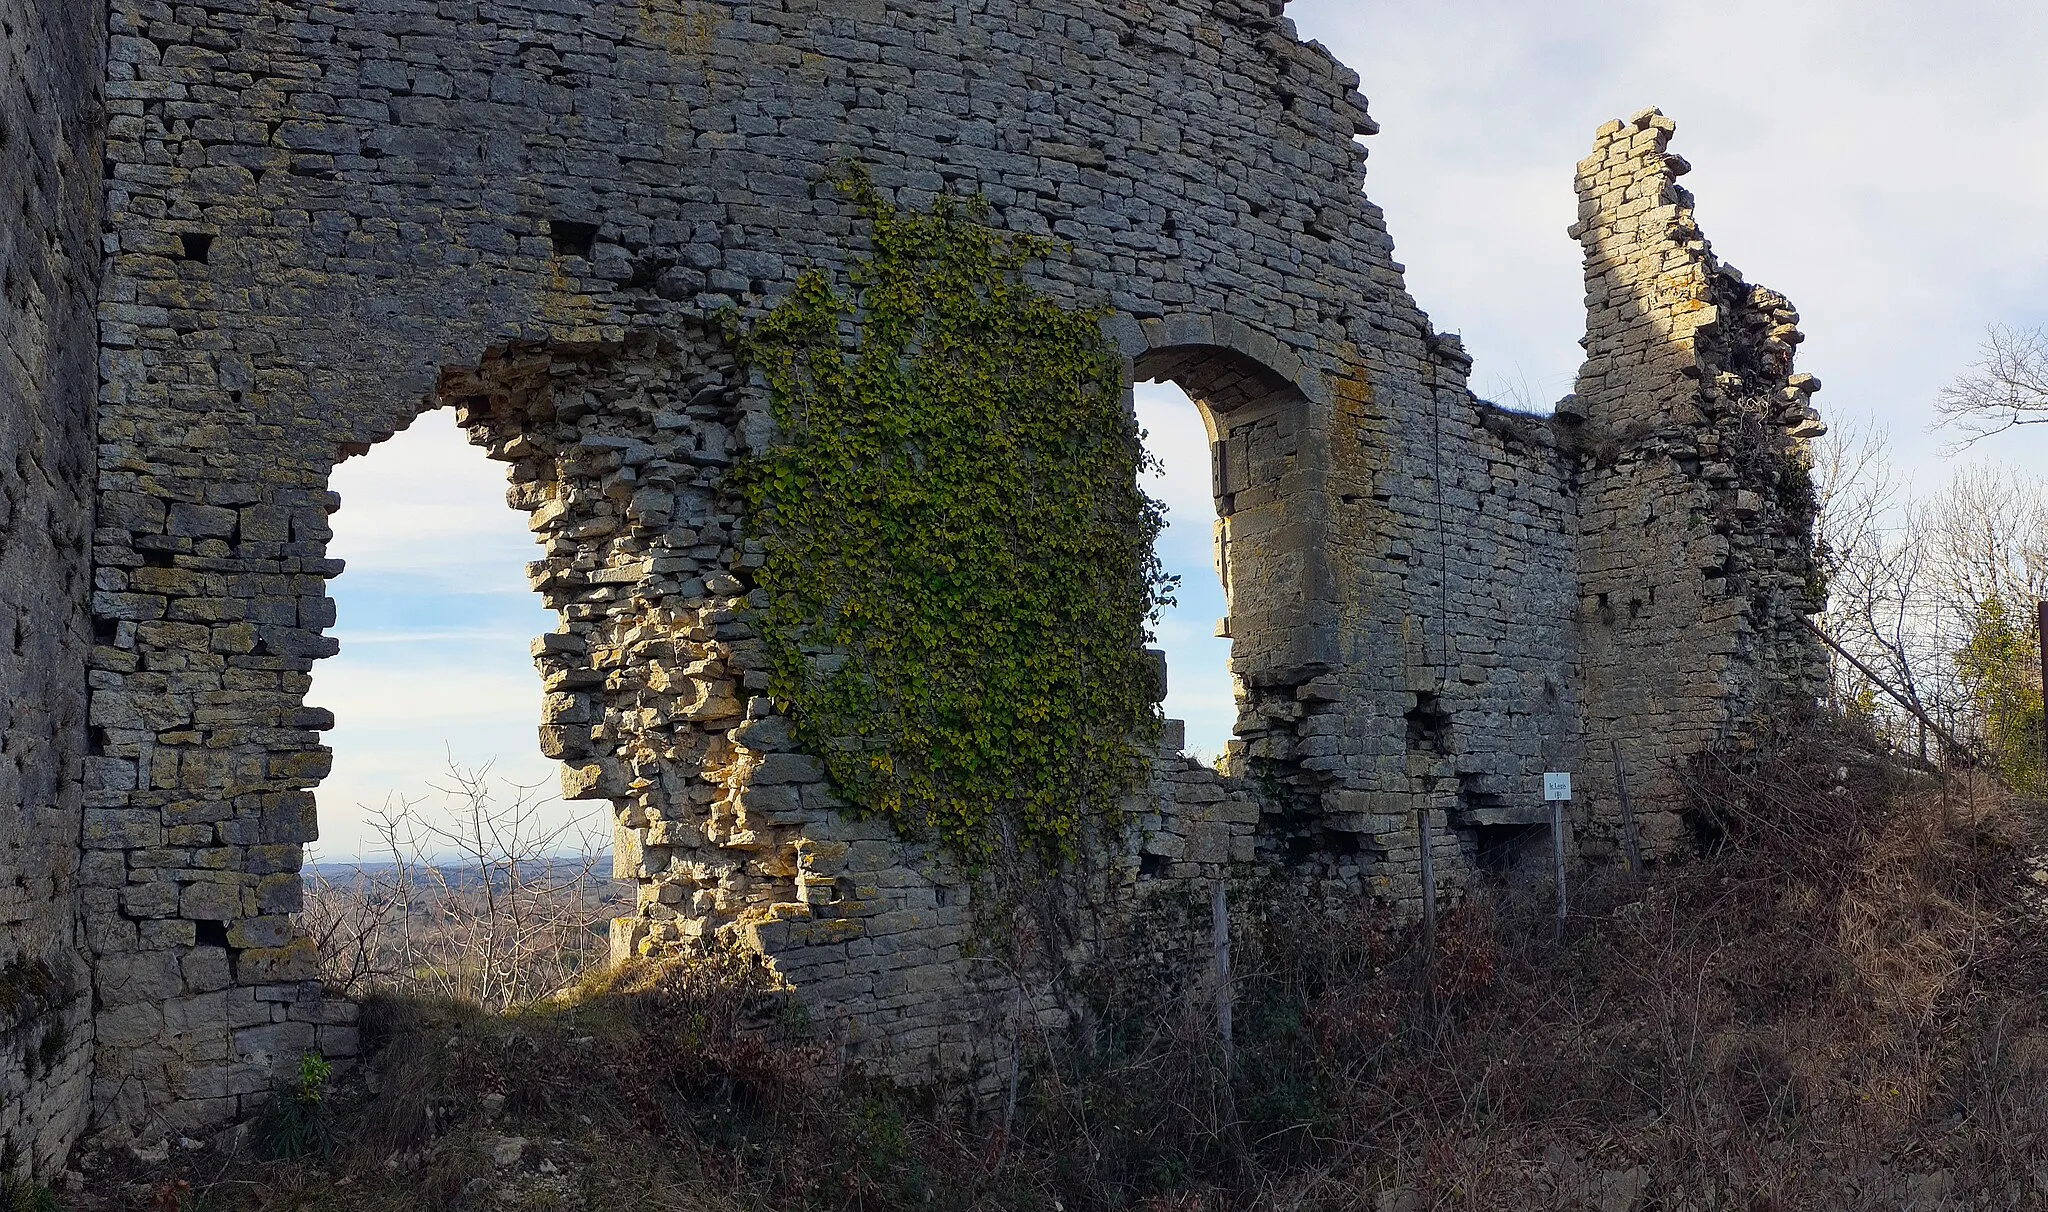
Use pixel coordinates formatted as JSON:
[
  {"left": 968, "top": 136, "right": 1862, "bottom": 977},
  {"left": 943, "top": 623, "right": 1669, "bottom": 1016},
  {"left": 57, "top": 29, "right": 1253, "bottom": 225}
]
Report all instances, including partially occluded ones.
[
  {"left": 310, "top": 0, "right": 2048, "bottom": 858},
  {"left": 320, "top": 413, "right": 566, "bottom": 858},
  {"left": 1137, "top": 388, "right": 1237, "bottom": 762},
  {"left": 1287, "top": 0, "right": 2048, "bottom": 483}
]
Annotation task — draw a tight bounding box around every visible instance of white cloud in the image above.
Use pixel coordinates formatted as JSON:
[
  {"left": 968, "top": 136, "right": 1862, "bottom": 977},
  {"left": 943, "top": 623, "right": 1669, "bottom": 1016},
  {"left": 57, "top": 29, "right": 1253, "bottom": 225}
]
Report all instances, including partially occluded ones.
[
  {"left": 315, "top": 661, "right": 542, "bottom": 726},
  {"left": 332, "top": 630, "right": 542, "bottom": 645},
  {"left": 1289, "top": 0, "right": 2048, "bottom": 480},
  {"left": 328, "top": 409, "right": 545, "bottom": 581},
  {"left": 312, "top": 652, "right": 570, "bottom": 859},
  {"left": 313, "top": 411, "right": 565, "bottom": 859}
]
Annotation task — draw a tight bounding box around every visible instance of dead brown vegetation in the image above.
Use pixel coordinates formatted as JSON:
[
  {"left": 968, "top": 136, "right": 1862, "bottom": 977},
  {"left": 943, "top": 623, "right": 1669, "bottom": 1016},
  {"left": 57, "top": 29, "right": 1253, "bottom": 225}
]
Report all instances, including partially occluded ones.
[{"left": 75, "top": 725, "right": 2048, "bottom": 1211}]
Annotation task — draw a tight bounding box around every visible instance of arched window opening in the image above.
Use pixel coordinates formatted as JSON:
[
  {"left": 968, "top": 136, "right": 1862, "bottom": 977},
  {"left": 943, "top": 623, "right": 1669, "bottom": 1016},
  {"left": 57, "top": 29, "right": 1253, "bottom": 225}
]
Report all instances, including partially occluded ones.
[
  {"left": 310, "top": 408, "right": 611, "bottom": 1008},
  {"left": 1132, "top": 335, "right": 1327, "bottom": 803},
  {"left": 1135, "top": 382, "right": 1239, "bottom": 766},
  {"left": 318, "top": 408, "right": 562, "bottom": 859}
]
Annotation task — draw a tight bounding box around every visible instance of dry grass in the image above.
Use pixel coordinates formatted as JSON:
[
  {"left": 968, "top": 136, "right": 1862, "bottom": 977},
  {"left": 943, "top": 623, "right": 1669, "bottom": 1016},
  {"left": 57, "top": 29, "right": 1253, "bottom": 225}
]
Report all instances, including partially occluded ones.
[
  {"left": 1272, "top": 727, "right": 2048, "bottom": 1210},
  {"left": 76, "top": 725, "right": 2048, "bottom": 1211}
]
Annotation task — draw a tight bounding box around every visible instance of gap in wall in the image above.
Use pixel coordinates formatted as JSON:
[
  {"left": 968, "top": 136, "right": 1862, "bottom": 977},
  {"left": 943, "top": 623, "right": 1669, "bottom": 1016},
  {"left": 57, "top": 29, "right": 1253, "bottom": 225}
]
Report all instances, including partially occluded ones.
[
  {"left": 312, "top": 408, "right": 569, "bottom": 864},
  {"left": 1134, "top": 382, "right": 1238, "bottom": 765}
]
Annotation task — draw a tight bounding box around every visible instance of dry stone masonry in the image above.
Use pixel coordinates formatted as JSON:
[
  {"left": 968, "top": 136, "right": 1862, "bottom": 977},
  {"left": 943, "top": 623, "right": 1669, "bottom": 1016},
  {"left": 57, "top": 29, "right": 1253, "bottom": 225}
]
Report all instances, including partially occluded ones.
[
  {"left": 0, "top": 0, "right": 103, "bottom": 1179},
  {"left": 0, "top": 0, "right": 1826, "bottom": 1172},
  {"left": 1569, "top": 110, "right": 1828, "bottom": 854}
]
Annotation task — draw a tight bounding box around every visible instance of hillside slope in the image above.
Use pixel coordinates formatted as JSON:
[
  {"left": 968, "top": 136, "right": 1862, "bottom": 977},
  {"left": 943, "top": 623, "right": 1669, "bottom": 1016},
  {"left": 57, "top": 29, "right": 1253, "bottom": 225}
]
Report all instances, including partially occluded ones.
[{"left": 61, "top": 726, "right": 2048, "bottom": 1212}]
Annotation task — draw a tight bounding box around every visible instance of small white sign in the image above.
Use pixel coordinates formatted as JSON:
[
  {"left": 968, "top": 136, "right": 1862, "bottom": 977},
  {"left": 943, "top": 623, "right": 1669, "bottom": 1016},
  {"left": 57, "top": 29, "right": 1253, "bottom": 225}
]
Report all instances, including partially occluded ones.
[{"left": 1543, "top": 772, "right": 1573, "bottom": 802}]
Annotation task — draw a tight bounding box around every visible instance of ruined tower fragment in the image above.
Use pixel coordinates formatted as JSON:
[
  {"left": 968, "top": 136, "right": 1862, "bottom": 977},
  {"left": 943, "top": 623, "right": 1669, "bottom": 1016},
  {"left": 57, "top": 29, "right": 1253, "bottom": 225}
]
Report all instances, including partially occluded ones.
[{"left": 1568, "top": 108, "right": 1828, "bottom": 853}]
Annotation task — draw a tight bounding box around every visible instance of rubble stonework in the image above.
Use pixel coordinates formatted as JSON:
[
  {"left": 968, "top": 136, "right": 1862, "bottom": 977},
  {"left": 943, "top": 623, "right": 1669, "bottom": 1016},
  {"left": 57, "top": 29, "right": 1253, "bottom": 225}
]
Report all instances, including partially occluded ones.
[
  {"left": 0, "top": 0, "right": 102, "bottom": 1181},
  {"left": 1568, "top": 110, "right": 1828, "bottom": 854},
  {"left": 0, "top": 0, "right": 1828, "bottom": 1160}
]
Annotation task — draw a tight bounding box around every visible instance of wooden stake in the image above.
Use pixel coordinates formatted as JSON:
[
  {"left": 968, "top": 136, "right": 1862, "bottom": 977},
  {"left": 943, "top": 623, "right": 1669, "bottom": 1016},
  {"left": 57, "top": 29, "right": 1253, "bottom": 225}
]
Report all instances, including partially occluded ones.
[
  {"left": 1210, "top": 881, "right": 1247, "bottom": 1165},
  {"left": 1418, "top": 806, "right": 1438, "bottom": 1021},
  {"left": 1211, "top": 881, "right": 1233, "bottom": 1067},
  {"left": 1611, "top": 740, "right": 1644, "bottom": 880}
]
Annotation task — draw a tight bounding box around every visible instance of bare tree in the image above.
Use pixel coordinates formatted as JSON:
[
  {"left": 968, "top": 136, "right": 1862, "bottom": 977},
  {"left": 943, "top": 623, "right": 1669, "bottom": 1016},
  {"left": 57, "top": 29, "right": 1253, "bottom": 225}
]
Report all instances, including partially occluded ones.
[
  {"left": 1920, "top": 464, "right": 2048, "bottom": 626},
  {"left": 1813, "top": 420, "right": 1918, "bottom": 730},
  {"left": 1823, "top": 499, "right": 1960, "bottom": 758},
  {"left": 1936, "top": 324, "right": 2048, "bottom": 446},
  {"left": 1813, "top": 419, "right": 1897, "bottom": 579},
  {"left": 303, "top": 760, "right": 619, "bottom": 1009},
  {"left": 1814, "top": 424, "right": 2048, "bottom": 768}
]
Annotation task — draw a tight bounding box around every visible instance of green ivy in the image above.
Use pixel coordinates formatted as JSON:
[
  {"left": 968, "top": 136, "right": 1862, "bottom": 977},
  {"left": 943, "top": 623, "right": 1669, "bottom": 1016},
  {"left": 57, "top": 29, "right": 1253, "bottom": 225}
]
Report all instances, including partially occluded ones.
[{"left": 737, "top": 168, "right": 1172, "bottom": 862}]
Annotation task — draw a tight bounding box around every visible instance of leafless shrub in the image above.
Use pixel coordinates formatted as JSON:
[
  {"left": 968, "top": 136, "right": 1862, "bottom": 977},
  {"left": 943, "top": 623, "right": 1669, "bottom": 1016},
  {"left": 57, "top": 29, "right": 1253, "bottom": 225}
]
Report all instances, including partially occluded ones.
[
  {"left": 302, "top": 761, "right": 619, "bottom": 1010},
  {"left": 1814, "top": 420, "right": 2047, "bottom": 769},
  {"left": 101, "top": 737, "right": 2048, "bottom": 1212}
]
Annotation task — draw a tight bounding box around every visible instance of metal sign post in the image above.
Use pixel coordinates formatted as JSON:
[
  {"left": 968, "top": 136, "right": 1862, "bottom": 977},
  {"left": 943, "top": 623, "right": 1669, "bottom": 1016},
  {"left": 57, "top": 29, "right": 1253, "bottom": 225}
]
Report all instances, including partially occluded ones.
[{"left": 1544, "top": 771, "right": 1571, "bottom": 940}]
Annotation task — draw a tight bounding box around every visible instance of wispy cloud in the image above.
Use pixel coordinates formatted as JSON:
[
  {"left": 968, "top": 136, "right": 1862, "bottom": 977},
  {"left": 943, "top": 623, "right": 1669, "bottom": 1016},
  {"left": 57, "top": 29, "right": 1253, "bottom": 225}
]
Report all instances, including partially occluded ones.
[
  {"left": 333, "top": 630, "right": 542, "bottom": 645},
  {"left": 329, "top": 411, "right": 547, "bottom": 577},
  {"left": 314, "top": 412, "right": 563, "bottom": 859}
]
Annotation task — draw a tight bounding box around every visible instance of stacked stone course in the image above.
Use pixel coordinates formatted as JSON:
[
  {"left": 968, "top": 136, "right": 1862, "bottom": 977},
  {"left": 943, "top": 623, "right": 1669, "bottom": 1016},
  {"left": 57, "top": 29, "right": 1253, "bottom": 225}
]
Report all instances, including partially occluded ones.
[
  {"left": 0, "top": 0, "right": 1829, "bottom": 1161},
  {"left": 1568, "top": 109, "right": 1828, "bottom": 854},
  {"left": 0, "top": 0, "right": 103, "bottom": 1181}
]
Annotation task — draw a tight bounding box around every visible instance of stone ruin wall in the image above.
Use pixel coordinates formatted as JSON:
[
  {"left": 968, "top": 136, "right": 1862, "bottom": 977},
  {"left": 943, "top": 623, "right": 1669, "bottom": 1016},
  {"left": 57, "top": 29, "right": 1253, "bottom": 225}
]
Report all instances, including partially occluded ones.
[
  {"left": 0, "top": 0, "right": 102, "bottom": 1180},
  {"left": 0, "top": 0, "right": 1825, "bottom": 1162},
  {"left": 1568, "top": 110, "right": 1828, "bottom": 856}
]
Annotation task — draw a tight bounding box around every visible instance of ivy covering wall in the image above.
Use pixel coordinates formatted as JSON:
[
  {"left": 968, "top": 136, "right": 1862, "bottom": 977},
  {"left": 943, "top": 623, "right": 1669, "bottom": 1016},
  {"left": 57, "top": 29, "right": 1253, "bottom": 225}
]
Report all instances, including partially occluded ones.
[{"left": 739, "top": 171, "right": 1173, "bottom": 862}]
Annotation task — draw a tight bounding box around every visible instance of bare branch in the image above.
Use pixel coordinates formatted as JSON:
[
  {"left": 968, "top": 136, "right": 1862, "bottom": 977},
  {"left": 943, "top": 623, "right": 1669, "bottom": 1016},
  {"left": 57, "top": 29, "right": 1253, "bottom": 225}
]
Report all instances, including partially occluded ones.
[
  {"left": 303, "top": 759, "right": 617, "bottom": 1009},
  {"left": 1812, "top": 417, "right": 1897, "bottom": 572},
  {"left": 1936, "top": 324, "right": 2048, "bottom": 448}
]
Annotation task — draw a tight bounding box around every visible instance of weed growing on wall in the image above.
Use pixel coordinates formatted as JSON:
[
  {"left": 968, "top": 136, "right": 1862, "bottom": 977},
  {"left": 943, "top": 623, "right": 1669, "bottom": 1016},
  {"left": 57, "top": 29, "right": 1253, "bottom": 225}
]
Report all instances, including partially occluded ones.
[{"left": 739, "top": 168, "right": 1171, "bottom": 862}]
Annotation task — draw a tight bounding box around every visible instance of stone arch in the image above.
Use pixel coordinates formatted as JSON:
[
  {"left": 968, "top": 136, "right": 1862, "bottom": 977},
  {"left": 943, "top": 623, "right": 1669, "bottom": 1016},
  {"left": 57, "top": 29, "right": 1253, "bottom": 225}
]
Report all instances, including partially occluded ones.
[
  {"left": 80, "top": 320, "right": 788, "bottom": 1138},
  {"left": 429, "top": 335, "right": 1067, "bottom": 1095},
  {"left": 1119, "top": 314, "right": 1339, "bottom": 799}
]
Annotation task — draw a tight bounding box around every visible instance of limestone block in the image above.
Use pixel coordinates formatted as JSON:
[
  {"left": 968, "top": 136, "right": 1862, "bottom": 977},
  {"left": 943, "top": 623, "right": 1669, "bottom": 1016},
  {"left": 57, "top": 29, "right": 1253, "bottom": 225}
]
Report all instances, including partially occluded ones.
[
  {"left": 236, "top": 940, "right": 318, "bottom": 986},
  {"left": 97, "top": 952, "right": 184, "bottom": 1005},
  {"left": 95, "top": 1002, "right": 165, "bottom": 1049},
  {"left": 182, "top": 947, "right": 233, "bottom": 994},
  {"left": 255, "top": 874, "right": 302, "bottom": 914},
  {"left": 179, "top": 879, "right": 243, "bottom": 922},
  {"left": 119, "top": 881, "right": 180, "bottom": 919},
  {"left": 750, "top": 753, "right": 825, "bottom": 784},
  {"left": 224, "top": 916, "right": 293, "bottom": 951},
  {"left": 84, "top": 810, "right": 163, "bottom": 849}
]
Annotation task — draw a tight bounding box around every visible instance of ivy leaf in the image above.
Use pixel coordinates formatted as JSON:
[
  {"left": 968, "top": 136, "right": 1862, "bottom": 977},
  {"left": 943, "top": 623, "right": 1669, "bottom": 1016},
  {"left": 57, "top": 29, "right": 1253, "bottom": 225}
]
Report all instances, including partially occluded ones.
[{"left": 736, "top": 165, "right": 1170, "bottom": 865}]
